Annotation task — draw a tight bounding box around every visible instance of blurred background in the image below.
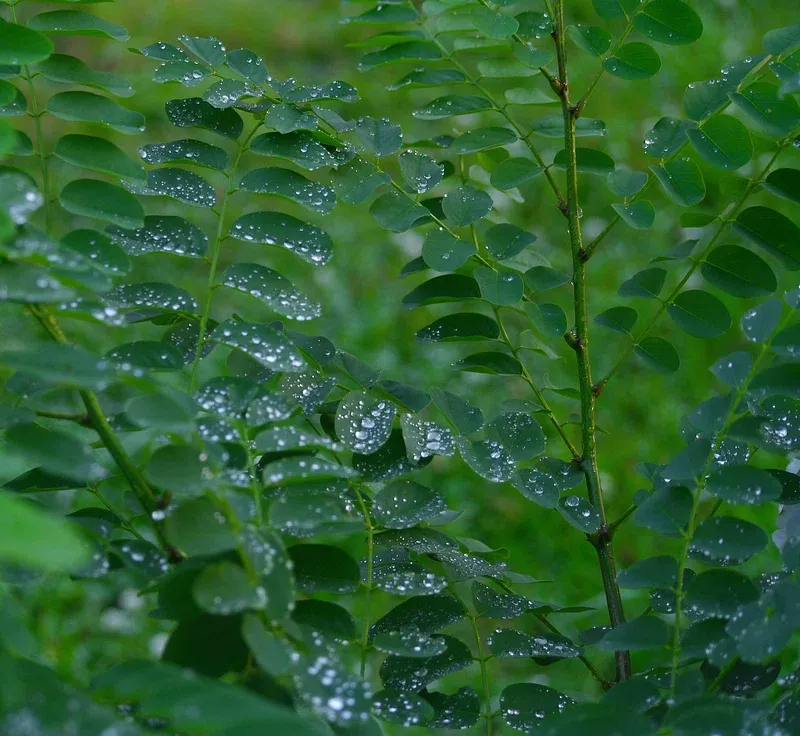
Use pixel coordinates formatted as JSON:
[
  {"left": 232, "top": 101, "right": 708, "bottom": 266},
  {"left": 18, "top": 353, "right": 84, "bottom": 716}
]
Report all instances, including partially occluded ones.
[{"left": 2, "top": 0, "right": 799, "bottom": 713}]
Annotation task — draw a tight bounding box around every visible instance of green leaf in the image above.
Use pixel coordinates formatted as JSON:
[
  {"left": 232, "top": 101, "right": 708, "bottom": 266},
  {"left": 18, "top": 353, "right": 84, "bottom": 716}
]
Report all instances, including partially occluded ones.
[
  {"left": 359, "top": 40, "right": 442, "bottom": 72},
  {"left": 403, "top": 274, "right": 479, "bottom": 308},
  {"left": 7, "top": 423, "right": 106, "bottom": 488},
  {"left": 689, "top": 516, "right": 768, "bottom": 566},
  {"left": 557, "top": 494, "right": 602, "bottom": 533},
  {"left": 525, "top": 265, "right": 569, "bottom": 292},
  {"left": 456, "top": 437, "right": 515, "bottom": 482},
  {"left": 651, "top": 157, "right": 706, "bottom": 206},
  {"left": 765, "top": 168, "right": 800, "bottom": 205},
  {"left": 374, "top": 631, "right": 447, "bottom": 658},
  {"left": 388, "top": 67, "right": 466, "bottom": 90},
  {"left": 707, "top": 466, "right": 782, "bottom": 505},
  {"left": 453, "top": 351, "right": 523, "bottom": 375},
  {"left": 618, "top": 268, "right": 666, "bottom": 299},
  {"left": 54, "top": 134, "right": 145, "bottom": 181},
  {"left": 345, "top": 4, "right": 418, "bottom": 24},
  {"left": 0, "top": 262, "right": 74, "bottom": 303},
  {"left": 379, "top": 635, "right": 472, "bottom": 692},
  {"left": 526, "top": 302, "right": 568, "bottom": 339},
  {"left": 685, "top": 569, "right": 759, "bottom": 618},
  {"left": 633, "top": 486, "right": 693, "bottom": 535},
  {"left": 165, "top": 97, "right": 243, "bottom": 139},
  {"left": 220, "top": 263, "right": 320, "bottom": 321},
  {"left": 329, "top": 156, "right": 389, "bottom": 204},
  {"left": 229, "top": 211, "right": 333, "bottom": 265},
  {"left": 397, "top": 151, "right": 444, "bottom": 194},
  {"left": 138, "top": 41, "right": 187, "bottom": 61},
  {"left": 354, "top": 115, "right": 402, "bottom": 157},
  {"left": 729, "top": 81, "right": 800, "bottom": 137},
  {"left": 488, "top": 412, "right": 545, "bottom": 461},
  {"left": 604, "top": 42, "right": 662, "bottom": 79},
  {"left": 500, "top": 683, "right": 573, "bottom": 733},
  {"left": 512, "top": 468, "right": 559, "bottom": 508},
  {"left": 107, "top": 341, "right": 183, "bottom": 371},
  {"left": 370, "top": 191, "right": 429, "bottom": 232},
  {"left": 741, "top": 299, "right": 783, "bottom": 342},
  {"left": 178, "top": 34, "right": 226, "bottom": 67},
  {"left": 643, "top": 116, "right": 694, "bottom": 158},
  {"left": 531, "top": 114, "right": 606, "bottom": 138},
  {"left": 125, "top": 168, "right": 216, "bottom": 208},
  {"left": 38, "top": 53, "right": 133, "bottom": 97},
  {"left": 107, "top": 215, "right": 208, "bottom": 258},
  {"left": 59, "top": 179, "right": 144, "bottom": 229},
  {"left": 612, "top": 201, "right": 655, "bottom": 230},
  {"left": 596, "top": 306, "right": 637, "bottom": 334},
  {"left": 413, "top": 95, "right": 493, "bottom": 120},
  {"left": 154, "top": 59, "right": 213, "bottom": 86},
  {"left": 568, "top": 24, "right": 611, "bottom": 56},
  {"left": 164, "top": 498, "right": 237, "bottom": 555},
  {"left": 618, "top": 556, "right": 678, "bottom": 589},
  {"left": 451, "top": 126, "right": 517, "bottom": 154},
  {"left": 417, "top": 312, "right": 500, "bottom": 342},
  {"left": 478, "top": 58, "right": 538, "bottom": 79},
  {"left": 374, "top": 480, "right": 445, "bottom": 529},
  {"left": 597, "top": 616, "right": 669, "bottom": 651},
  {"left": 211, "top": 319, "right": 305, "bottom": 371},
  {"left": 553, "top": 147, "right": 615, "bottom": 174},
  {"left": 47, "top": 91, "right": 144, "bottom": 134},
  {"left": 371, "top": 594, "right": 465, "bottom": 638},
  {"left": 490, "top": 157, "right": 543, "bottom": 189},
  {"left": 470, "top": 6, "right": 518, "bottom": 39},
  {"left": 734, "top": 206, "right": 800, "bottom": 270},
  {"left": 290, "top": 544, "right": 360, "bottom": 594},
  {"left": 442, "top": 185, "right": 493, "bottom": 227},
  {"left": 141, "top": 138, "right": 228, "bottom": 171},
  {"left": 474, "top": 267, "right": 524, "bottom": 305},
  {"left": 486, "top": 224, "right": 536, "bottom": 262},
  {"left": 373, "top": 689, "right": 434, "bottom": 727},
  {"left": 726, "top": 581, "right": 800, "bottom": 664},
  {"left": 0, "top": 492, "right": 88, "bottom": 572},
  {"left": 668, "top": 289, "right": 732, "bottom": 338},
  {"left": 431, "top": 387, "right": 483, "bottom": 434},
  {"left": 701, "top": 244, "right": 776, "bottom": 298},
  {"left": 193, "top": 561, "right": 265, "bottom": 615},
  {"left": 592, "top": 0, "right": 638, "bottom": 20},
  {"left": 633, "top": 0, "right": 703, "bottom": 45},
  {"left": 763, "top": 21, "right": 800, "bottom": 55},
  {"left": 29, "top": 9, "right": 128, "bottom": 39},
  {"left": 422, "top": 228, "right": 476, "bottom": 271},
  {"left": 488, "top": 628, "right": 582, "bottom": 658},
  {"left": 608, "top": 167, "right": 648, "bottom": 198},
  {"left": 335, "top": 390, "right": 396, "bottom": 455},
  {"left": 270, "top": 493, "right": 361, "bottom": 538},
  {"left": 0, "top": 20, "right": 54, "bottom": 65},
  {"left": 687, "top": 115, "right": 753, "bottom": 170}
]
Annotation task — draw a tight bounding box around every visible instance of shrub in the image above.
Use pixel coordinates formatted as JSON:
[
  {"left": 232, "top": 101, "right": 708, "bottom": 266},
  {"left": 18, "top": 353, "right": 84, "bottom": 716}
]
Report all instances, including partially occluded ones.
[{"left": 1, "top": 0, "right": 799, "bottom": 734}]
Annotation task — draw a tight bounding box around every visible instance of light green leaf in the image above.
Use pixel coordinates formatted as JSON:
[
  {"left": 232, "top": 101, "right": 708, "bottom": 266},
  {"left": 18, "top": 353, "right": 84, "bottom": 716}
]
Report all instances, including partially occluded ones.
[
  {"left": 612, "top": 201, "right": 656, "bottom": 230},
  {"left": 107, "top": 215, "right": 208, "bottom": 258},
  {"left": 526, "top": 302, "right": 567, "bottom": 338},
  {"left": 355, "top": 115, "right": 402, "bottom": 156},
  {"left": 0, "top": 492, "right": 88, "bottom": 572},
  {"left": 422, "top": 228, "right": 476, "bottom": 270},
  {"left": 633, "top": 0, "right": 703, "bottom": 45},
  {"left": 729, "top": 81, "right": 800, "bottom": 137},
  {"left": 596, "top": 306, "right": 638, "bottom": 334},
  {"left": 470, "top": 5, "right": 518, "bottom": 39},
  {"left": 54, "top": 134, "right": 145, "bottom": 180},
  {"left": 59, "top": 179, "right": 144, "bottom": 229},
  {"left": 0, "top": 20, "right": 54, "bottom": 65},
  {"left": 651, "top": 157, "right": 706, "bottom": 206},
  {"left": 442, "top": 184, "right": 493, "bottom": 226},
  {"left": 412, "top": 95, "right": 492, "bottom": 120},
  {"left": 474, "top": 266, "right": 524, "bottom": 305},
  {"left": 604, "top": 42, "right": 661, "bottom": 79},
  {"left": 568, "top": 24, "right": 611, "bottom": 56},
  {"left": 29, "top": 9, "right": 128, "bottom": 39},
  {"left": 370, "top": 190, "right": 429, "bottom": 232},
  {"left": 668, "top": 289, "right": 732, "bottom": 338},
  {"left": 48, "top": 91, "right": 144, "bottom": 133},
  {"left": 687, "top": 115, "right": 753, "bottom": 170},
  {"left": 38, "top": 53, "right": 133, "bottom": 97},
  {"left": 491, "top": 157, "right": 543, "bottom": 189}
]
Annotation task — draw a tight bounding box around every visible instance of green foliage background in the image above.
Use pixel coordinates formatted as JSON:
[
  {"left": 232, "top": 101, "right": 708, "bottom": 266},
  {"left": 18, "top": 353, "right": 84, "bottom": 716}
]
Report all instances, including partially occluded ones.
[{"left": 1, "top": 0, "right": 799, "bottom": 720}]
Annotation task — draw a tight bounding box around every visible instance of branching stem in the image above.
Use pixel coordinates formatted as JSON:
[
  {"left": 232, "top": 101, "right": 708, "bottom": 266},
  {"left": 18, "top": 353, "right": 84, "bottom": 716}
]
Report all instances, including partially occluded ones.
[{"left": 553, "top": 0, "right": 629, "bottom": 681}]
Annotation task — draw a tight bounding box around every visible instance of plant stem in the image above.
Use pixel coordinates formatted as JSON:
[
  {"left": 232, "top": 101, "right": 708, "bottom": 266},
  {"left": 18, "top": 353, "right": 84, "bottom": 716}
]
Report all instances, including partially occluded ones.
[
  {"left": 601, "top": 125, "right": 800, "bottom": 388},
  {"left": 470, "top": 614, "right": 493, "bottom": 736},
  {"left": 27, "top": 306, "right": 174, "bottom": 555},
  {"left": 353, "top": 485, "right": 374, "bottom": 677},
  {"left": 190, "top": 121, "right": 262, "bottom": 391},
  {"left": 553, "top": 0, "right": 630, "bottom": 681},
  {"left": 669, "top": 307, "right": 795, "bottom": 694}
]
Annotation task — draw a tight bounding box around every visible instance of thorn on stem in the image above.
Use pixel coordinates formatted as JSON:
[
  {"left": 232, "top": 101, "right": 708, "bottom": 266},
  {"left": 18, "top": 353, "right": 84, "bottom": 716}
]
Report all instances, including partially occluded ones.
[{"left": 592, "top": 380, "right": 607, "bottom": 398}]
